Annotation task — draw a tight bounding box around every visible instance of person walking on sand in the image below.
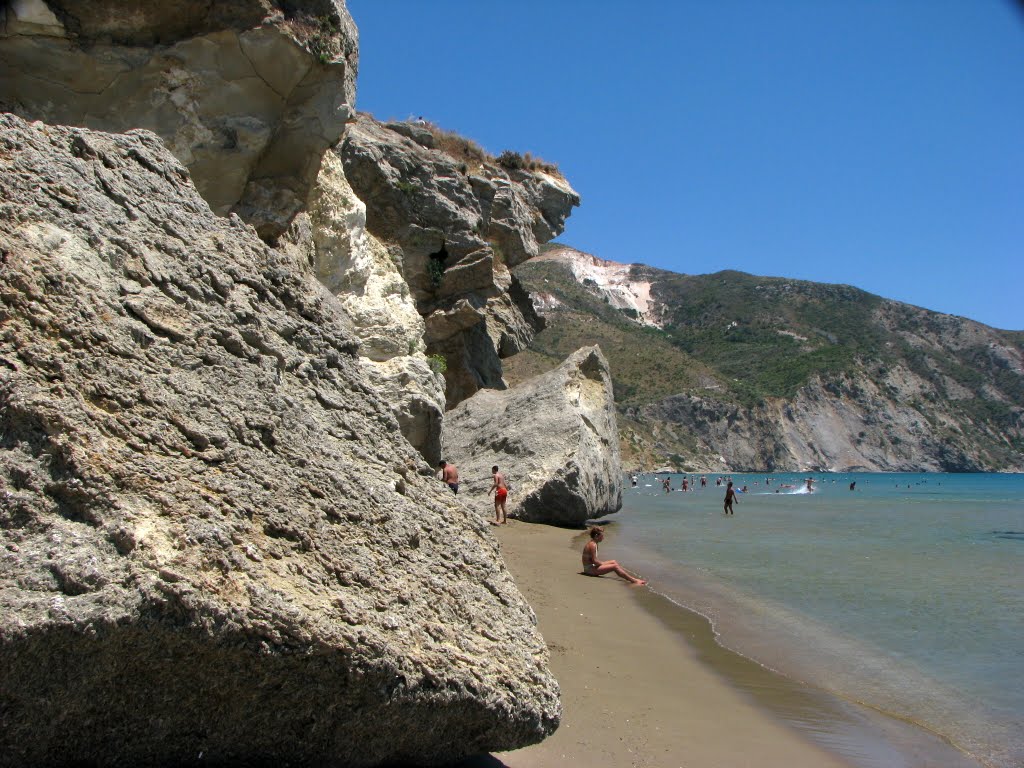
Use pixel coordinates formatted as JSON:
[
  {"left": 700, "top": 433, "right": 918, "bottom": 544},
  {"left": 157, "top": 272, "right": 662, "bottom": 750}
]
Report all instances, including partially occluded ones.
[
  {"left": 724, "top": 481, "right": 738, "bottom": 515},
  {"left": 489, "top": 465, "right": 509, "bottom": 524},
  {"left": 438, "top": 460, "right": 459, "bottom": 494},
  {"left": 582, "top": 526, "right": 646, "bottom": 585}
]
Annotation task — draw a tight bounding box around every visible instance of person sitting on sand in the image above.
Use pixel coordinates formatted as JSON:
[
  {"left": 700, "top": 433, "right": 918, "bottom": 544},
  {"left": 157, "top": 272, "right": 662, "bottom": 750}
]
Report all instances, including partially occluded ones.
[{"left": 581, "top": 526, "right": 647, "bottom": 585}]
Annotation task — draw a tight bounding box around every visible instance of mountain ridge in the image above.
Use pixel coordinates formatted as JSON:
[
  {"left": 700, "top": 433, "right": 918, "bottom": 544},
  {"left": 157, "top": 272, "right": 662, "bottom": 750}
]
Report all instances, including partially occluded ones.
[{"left": 508, "top": 244, "right": 1024, "bottom": 472}]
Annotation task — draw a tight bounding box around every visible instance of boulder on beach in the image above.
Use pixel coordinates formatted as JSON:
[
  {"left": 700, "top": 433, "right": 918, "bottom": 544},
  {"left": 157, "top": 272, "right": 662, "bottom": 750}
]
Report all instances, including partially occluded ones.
[{"left": 441, "top": 346, "right": 623, "bottom": 527}]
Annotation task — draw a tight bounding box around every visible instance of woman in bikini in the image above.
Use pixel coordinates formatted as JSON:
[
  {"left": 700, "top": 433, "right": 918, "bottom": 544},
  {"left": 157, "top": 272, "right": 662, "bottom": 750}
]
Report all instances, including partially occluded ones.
[{"left": 581, "top": 526, "right": 646, "bottom": 585}]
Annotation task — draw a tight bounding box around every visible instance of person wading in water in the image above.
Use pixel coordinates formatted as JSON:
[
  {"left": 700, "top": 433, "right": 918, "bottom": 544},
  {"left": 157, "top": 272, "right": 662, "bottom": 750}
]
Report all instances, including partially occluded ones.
[{"left": 724, "top": 481, "right": 738, "bottom": 515}]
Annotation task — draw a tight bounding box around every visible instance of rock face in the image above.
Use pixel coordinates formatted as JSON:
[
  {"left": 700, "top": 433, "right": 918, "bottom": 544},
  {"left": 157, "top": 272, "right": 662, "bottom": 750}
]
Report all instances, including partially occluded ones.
[
  {"left": 280, "top": 150, "right": 446, "bottom": 463},
  {"left": 441, "top": 347, "right": 622, "bottom": 526},
  {"left": 0, "top": 115, "right": 559, "bottom": 765},
  {"left": 340, "top": 114, "right": 580, "bottom": 407},
  {"left": 636, "top": 366, "right": 1013, "bottom": 472},
  {"left": 0, "top": 0, "right": 358, "bottom": 239}
]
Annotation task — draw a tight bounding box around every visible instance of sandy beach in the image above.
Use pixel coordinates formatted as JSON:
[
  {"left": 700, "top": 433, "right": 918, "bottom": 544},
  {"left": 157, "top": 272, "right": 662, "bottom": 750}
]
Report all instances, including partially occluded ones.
[{"left": 490, "top": 521, "right": 853, "bottom": 768}]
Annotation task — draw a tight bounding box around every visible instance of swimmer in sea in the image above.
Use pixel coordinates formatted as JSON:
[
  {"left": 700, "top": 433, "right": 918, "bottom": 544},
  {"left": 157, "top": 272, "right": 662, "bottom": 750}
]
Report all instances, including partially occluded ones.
[{"left": 581, "top": 526, "right": 646, "bottom": 585}]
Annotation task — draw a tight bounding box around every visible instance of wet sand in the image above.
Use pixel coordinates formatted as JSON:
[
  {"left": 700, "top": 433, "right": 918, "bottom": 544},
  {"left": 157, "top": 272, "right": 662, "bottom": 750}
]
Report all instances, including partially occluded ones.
[{"left": 490, "top": 521, "right": 855, "bottom": 768}]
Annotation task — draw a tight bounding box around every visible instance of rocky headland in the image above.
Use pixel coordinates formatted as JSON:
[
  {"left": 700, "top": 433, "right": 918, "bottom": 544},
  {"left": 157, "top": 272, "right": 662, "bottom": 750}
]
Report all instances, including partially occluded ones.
[
  {"left": 511, "top": 245, "right": 1024, "bottom": 473},
  {"left": 0, "top": 110, "right": 562, "bottom": 767},
  {"left": 9, "top": 1, "right": 1014, "bottom": 764},
  {"left": 0, "top": 1, "right": 610, "bottom": 765}
]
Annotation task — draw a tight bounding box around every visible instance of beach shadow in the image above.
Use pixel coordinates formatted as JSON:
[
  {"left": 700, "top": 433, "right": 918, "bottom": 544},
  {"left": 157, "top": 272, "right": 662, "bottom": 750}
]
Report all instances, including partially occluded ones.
[
  {"left": 383, "top": 755, "right": 509, "bottom": 768},
  {"left": 443, "top": 755, "right": 509, "bottom": 768}
]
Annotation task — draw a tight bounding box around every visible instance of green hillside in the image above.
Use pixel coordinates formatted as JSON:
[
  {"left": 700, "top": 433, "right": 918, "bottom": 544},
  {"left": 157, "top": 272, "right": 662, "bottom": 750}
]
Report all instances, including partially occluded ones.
[
  {"left": 503, "top": 260, "right": 718, "bottom": 407},
  {"left": 508, "top": 247, "right": 1024, "bottom": 471}
]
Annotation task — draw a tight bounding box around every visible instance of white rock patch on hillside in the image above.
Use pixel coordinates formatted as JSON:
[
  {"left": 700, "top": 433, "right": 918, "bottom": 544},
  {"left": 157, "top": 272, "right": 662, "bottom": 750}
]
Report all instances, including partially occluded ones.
[{"left": 536, "top": 245, "right": 662, "bottom": 327}]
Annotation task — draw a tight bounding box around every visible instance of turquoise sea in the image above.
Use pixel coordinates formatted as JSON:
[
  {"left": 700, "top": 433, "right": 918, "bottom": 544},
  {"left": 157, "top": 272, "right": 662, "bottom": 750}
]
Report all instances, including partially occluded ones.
[{"left": 611, "top": 472, "right": 1024, "bottom": 768}]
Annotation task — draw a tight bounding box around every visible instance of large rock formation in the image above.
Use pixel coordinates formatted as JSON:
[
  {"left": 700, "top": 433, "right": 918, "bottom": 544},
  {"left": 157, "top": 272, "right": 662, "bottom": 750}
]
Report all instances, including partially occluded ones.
[
  {"left": 280, "top": 150, "right": 446, "bottom": 464},
  {"left": 441, "top": 347, "right": 622, "bottom": 527},
  {"left": 0, "top": 0, "right": 358, "bottom": 239},
  {"left": 1, "top": 1, "right": 584, "bottom": 463},
  {"left": 340, "top": 114, "right": 580, "bottom": 407},
  {"left": 0, "top": 115, "right": 559, "bottom": 765}
]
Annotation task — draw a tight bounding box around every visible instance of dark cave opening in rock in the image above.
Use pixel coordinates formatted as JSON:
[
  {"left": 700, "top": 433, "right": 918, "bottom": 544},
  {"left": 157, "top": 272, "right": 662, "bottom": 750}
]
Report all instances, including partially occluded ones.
[{"left": 428, "top": 245, "right": 449, "bottom": 287}]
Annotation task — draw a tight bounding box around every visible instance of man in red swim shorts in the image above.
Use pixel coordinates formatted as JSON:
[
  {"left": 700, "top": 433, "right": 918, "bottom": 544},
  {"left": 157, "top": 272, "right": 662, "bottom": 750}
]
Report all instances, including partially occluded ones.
[{"left": 490, "top": 465, "right": 509, "bottom": 524}]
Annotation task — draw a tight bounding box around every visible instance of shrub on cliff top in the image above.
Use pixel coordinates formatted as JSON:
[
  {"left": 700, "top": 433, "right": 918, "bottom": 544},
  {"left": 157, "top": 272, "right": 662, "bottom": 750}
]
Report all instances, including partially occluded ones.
[
  {"left": 497, "top": 150, "right": 562, "bottom": 177},
  {"left": 284, "top": 13, "right": 341, "bottom": 64},
  {"left": 422, "top": 123, "right": 491, "bottom": 172},
  {"left": 419, "top": 123, "right": 564, "bottom": 179}
]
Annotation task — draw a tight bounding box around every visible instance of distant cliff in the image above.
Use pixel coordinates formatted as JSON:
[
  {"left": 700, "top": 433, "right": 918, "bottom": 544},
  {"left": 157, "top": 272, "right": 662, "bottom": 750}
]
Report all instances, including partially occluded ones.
[{"left": 510, "top": 245, "right": 1024, "bottom": 473}]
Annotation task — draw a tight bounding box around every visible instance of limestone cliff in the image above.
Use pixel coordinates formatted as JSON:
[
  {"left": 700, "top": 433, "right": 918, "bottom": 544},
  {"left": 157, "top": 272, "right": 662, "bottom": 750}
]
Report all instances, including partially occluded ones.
[
  {"left": 279, "top": 148, "right": 447, "bottom": 464},
  {"left": 0, "top": 0, "right": 583, "bottom": 471},
  {"left": 0, "top": 0, "right": 358, "bottom": 239},
  {"left": 0, "top": 1, "right": 615, "bottom": 761},
  {"left": 340, "top": 114, "right": 580, "bottom": 408},
  {"left": 0, "top": 111, "right": 560, "bottom": 766}
]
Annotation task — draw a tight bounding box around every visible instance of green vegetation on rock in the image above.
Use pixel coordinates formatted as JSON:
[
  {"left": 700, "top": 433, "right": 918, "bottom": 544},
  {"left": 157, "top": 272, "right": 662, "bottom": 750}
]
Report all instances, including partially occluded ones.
[{"left": 510, "top": 246, "right": 1024, "bottom": 471}]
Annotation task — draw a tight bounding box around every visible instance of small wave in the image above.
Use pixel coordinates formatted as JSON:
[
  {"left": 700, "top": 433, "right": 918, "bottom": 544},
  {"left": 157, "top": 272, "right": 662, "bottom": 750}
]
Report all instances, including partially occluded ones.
[
  {"left": 764, "top": 485, "right": 811, "bottom": 495},
  {"left": 992, "top": 531, "right": 1024, "bottom": 541}
]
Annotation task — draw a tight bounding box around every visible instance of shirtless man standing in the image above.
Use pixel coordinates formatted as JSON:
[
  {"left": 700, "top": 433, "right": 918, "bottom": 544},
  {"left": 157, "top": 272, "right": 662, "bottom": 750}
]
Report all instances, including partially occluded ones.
[
  {"left": 489, "top": 465, "right": 509, "bottom": 524},
  {"left": 438, "top": 461, "right": 459, "bottom": 494},
  {"left": 724, "top": 481, "right": 738, "bottom": 515}
]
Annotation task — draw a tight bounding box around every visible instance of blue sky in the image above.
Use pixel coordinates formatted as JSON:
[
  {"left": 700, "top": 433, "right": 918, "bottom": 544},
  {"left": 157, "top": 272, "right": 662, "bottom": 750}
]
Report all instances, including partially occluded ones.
[{"left": 348, "top": 1, "right": 1024, "bottom": 331}]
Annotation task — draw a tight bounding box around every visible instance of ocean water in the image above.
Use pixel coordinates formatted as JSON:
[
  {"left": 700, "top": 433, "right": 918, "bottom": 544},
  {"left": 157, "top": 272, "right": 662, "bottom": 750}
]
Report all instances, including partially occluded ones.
[{"left": 609, "top": 472, "right": 1024, "bottom": 768}]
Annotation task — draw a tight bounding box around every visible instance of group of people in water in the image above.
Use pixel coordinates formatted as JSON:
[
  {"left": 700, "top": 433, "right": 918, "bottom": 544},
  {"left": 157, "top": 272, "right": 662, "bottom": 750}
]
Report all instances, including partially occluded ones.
[{"left": 631, "top": 472, "right": 823, "bottom": 499}]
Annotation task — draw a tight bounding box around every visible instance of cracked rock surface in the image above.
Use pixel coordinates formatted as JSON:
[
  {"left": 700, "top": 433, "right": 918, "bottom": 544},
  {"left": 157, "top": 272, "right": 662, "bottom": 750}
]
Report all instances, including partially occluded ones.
[
  {"left": 0, "top": 0, "right": 358, "bottom": 239},
  {"left": 0, "top": 114, "right": 559, "bottom": 766},
  {"left": 340, "top": 114, "right": 580, "bottom": 407}
]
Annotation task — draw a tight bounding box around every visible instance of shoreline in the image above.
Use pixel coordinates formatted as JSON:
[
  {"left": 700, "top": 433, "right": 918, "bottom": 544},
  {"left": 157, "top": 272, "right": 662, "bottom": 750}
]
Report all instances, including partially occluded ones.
[
  {"left": 490, "top": 521, "right": 857, "bottom": 768},
  {"left": 613, "top": 475, "right": 1012, "bottom": 768}
]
